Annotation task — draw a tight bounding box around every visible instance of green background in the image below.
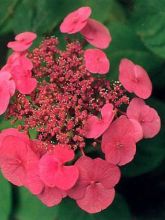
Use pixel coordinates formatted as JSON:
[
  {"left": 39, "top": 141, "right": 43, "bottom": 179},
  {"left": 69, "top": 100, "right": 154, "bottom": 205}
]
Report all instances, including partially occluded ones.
[{"left": 0, "top": 0, "right": 165, "bottom": 219}]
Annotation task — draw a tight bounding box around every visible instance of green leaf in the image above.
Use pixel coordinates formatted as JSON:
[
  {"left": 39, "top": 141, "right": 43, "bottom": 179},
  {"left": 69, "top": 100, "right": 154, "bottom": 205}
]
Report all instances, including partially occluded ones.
[
  {"left": 58, "top": 199, "right": 94, "bottom": 220},
  {"left": 4, "top": 0, "right": 84, "bottom": 34},
  {"left": 0, "top": 0, "right": 20, "bottom": 34},
  {"left": 0, "top": 0, "right": 126, "bottom": 35},
  {"left": 0, "top": 115, "right": 23, "bottom": 131},
  {"left": 122, "top": 98, "right": 165, "bottom": 176},
  {"left": 58, "top": 194, "right": 131, "bottom": 220},
  {"left": 15, "top": 188, "right": 59, "bottom": 220},
  {"left": 0, "top": 116, "right": 12, "bottom": 130},
  {"left": 29, "top": 128, "right": 38, "bottom": 139},
  {"left": 0, "top": 173, "right": 11, "bottom": 220},
  {"left": 152, "top": 65, "right": 165, "bottom": 90},
  {"left": 129, "top": 0, "right": 165, "bottom": 58},
  {"left": 94, "top": 194, "right": 131, "bottom": 220},
  {"left": 81, "top": 0, "right": 126, "bottom": 23},
  {"left": 106, "top": 23, "right": 164, "bottom": 80}
]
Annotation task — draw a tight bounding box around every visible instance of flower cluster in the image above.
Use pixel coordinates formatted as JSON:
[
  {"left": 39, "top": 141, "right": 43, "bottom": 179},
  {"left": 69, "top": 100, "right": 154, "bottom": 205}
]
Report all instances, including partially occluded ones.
[{"left": 0, "top": 7, "right": 161, "bottom": 213}]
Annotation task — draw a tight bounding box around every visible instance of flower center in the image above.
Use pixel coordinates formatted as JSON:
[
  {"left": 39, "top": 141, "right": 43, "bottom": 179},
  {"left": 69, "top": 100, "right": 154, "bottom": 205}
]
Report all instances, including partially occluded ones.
[{"left": 6, "top": 37, "right": 129, "bottom": 154}]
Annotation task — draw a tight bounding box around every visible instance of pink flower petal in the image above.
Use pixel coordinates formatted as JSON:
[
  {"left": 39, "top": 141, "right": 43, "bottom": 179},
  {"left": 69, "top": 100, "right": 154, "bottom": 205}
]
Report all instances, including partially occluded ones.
[
  {"left": 127, "top": 98, "right": 161, "bottom": 138},
  {"left": 84, "top": 103, "right": 115, "bottom": 139},
  {"left": 0, "top": 71, "right": 16, "bottom": 115},
  {"left": 2, "top": 53, "right": 33, "bottom": 72},
  {"left": 93, "top": 158, "right": 120, "bottom": 189},
  {"left": 25, "top": 158, "right": 44, "bottom": 195},
  {"left": 39, "top": 154, "right": 59, "bottom": 187},
  {"left": 68, "top": 156, "right": 120, "bottom": 211},
  {"left": 84, "top": 49, "right": 110, "bottom": 74},
  {"left": 119, "top": 59, "right": 152, "bottom": 99},
  {"left": 15, "top": 77, "right": 37, "bottom": 94},
  {"left": 39, "top": 148, "right": 79, "bottom": 190},
  {"left": 38, "top": 186, "right": 66, "bottom": 207},
  {"left": 7, "top": 32, "right": 37, "bottom": 52},
  {"left": 128, "top": 118, "right": 143, "bottom": 142},
  {"left": 7, "top": 41, "right": 32, "bottom": 52},
  {"left": 60, "top": 7, "right": 91, "bottom": 34},
  {"left": 67, "top": 156, "right": 94, "bottom": 200},
  {"left": 67, "top": 179, "right": 88, "bottom": 200},
  {"left": 102, "top": 116, "right": 136, "bottom": 166},
  {"left": 0, "top": 136, "right": 29, "bottom": 186},
  {"left": 53, "top": 145, "right": 75, "bottom": 163},
  {"left": 104, "top": 137, "right": 136, "bottom": 166},
  {"left": 0, "top": 128, "right": 29, "bottom": 146},
  {"left": 15, "top": 32, "right": 37, "bottom": 43},
  {"left": 0, "top": 81, "right": 11, "bottom": 115},
  {"left": 54, "top": 165, "right": 79, "bottom": 190},
  {"left": 0, "top": 71, "right": 16, "bottom": 96},
  {"left": 77, "top": 184, "right": 115, "bottom": 213},
  {"left": 81, "top": 18, "right": 111, "bottom": 49}
]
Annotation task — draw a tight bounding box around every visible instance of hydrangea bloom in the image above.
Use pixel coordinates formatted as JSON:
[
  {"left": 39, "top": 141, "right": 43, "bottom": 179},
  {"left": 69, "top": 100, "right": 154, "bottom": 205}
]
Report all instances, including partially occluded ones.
[
  {"left": 0, "top": 6, "right": 160, "bottom": 214},
  {"left": 0, "top": 71, "right": 15, "bottom": 115},
  {"left": 60, "top": 6, "right": 111, "bottom": 49},
  {"left": 81, "top": 18, "right": 112, "bottom": 49},
  {"left": 84, "top": 49, "right": 110, "bottom": 74},
  {"left": 127, "top": 98, "right": 161, "bottom": 138},
  {"left": 68, "top": 156, "right": 120, "bottom": 213},
  {"left": 0, "top": 33, "right": 37, "bottom": 115},
  {"left": 60, "top": 7, "right": 91, "bottom": 34},
  {"left": 119, "top": 58, "right": 152, "bottom": 99},
  {"left": 39, "top": 146, "right": 79, "bottom": 190},
  {"left": 7, "top": 32, "right": 37, "bottom": 52},
  {"left": 0, "top": 129, "right": 36, "bottom": 186},
  {"left": 4, "top": 43, "right": 37, "bottom": 94},
  {"left": 84, "top": 103, "right": 115, "bottom": 139},
  {"left": 102, "top": 116, "right": 137, "bottom": 166},
  {"left": 38, "top": 186, "right": 66, "bottom": 207}
]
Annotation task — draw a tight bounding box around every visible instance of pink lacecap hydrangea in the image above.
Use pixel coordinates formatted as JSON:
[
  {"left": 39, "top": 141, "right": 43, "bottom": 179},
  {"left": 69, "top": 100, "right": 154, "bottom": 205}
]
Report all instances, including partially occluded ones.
[
  {"left": 119, "top": 58, "right": 152, "bottom": 99},
  {"left": 84, "top": 48, "right": 110, "bottom": 74},
  {"left": 0, "top": 6, "right": 161, "bottom": 214}
]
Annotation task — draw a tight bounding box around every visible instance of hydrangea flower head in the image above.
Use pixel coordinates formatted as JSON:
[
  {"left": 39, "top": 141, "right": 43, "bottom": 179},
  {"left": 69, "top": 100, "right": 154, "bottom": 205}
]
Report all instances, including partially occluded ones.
[{"left": 0, "top": 6, "right": 160, "bottom": 214}]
